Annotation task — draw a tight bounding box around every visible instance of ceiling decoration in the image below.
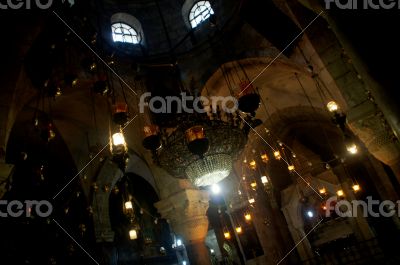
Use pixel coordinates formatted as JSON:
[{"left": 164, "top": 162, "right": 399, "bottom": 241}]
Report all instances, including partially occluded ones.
[
  {"left": 141, "top": 65, "right": 262, "bottom": 187},
  {"left": 156, "top": 113, "right": 249, "bottom": 187},
  {"left": 22, "top": 0, "right": 264, "bottom": 187}
]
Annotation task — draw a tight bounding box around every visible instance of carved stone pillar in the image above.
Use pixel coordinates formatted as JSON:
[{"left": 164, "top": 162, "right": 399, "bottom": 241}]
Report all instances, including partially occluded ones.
[
  {"left": 296, "top": 0, "right": 400, "bottom": 141},
  {"left": 91, "top": 159, "right": 122, "bottom": 243},
  {"left": 155, "top": 186, "right": 211, "bottom": 265},
  {"left": 347, "top": 100, "right": 400, "bottom": 181},
  {"left": 332, "top": 165, "right": 375, "bottom": 241},
  {"left": 281, "top": 189, "right": 314, "bottom": 262},
  {"left": 288, "top": 1, "right": 400, "bottom": 180},
  {"left": 93, "top": 191, "right": 115, "bottom": 243}
]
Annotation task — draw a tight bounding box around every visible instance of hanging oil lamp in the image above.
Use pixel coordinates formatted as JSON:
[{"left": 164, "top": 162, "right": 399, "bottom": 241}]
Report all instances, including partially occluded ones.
[
  {"left": 223, "top": 227, "right": 231, "bottom": 239},
  {"left": 93, "top": 74, "right": 109, "bottom": 95},
  {"left": 185, "top": 125, "right": 209, "bottom": 158},
  {"left": 142, "top": 124, "right": 162, "bottom": 151},
  {"left": 249, "top": 160, "right": 256, "bottom": 170},
  {"left": 129, "top": 227, "right": 139, "bottom": 240},
  {"left": 244, "top": 212, "right": 252, "bottom": 221},
  {"left": 237, "top": 81, "right": 260, "bottom": 117},
  {"left": 260, "top": 152, "right": 269, "bottom": 163},
  {"left": 112, "top": 102, "right": 129, "bottom": 125},
  {"left": 110, "top": 128, "right": 129, "bottom": 171}
]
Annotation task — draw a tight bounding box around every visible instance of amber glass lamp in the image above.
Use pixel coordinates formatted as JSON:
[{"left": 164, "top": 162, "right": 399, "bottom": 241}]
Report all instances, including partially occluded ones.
[{"left": 185, "top": 125, "right": 209, "bottom": 158}]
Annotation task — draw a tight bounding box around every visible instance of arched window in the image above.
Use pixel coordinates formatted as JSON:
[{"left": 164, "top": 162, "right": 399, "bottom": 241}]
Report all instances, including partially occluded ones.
[
  {"left": 111, "top": 22, "right": 141, "bottom": 44},
  {"left": 110, "top": 13, "right": 144, "bottom": 45},
  {"left": 189, "top": 1, "right": 214, "bottom": 28}
]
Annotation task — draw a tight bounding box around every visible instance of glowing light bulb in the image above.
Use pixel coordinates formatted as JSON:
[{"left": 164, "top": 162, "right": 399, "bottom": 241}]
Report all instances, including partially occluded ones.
[
  {"left": 55, "top": 87, "right": 62, "bottom": 97},
  {"left": 288, "top": 165, "right": 295, "bottom": 171},
  {"left": 274, "top": 151, "right": 281, "bottom": 160},
  {"left": 352, "top": 184, "right": 360, "bottom": 192},
  {"left": 327, "top": 101, "right": 339, "bottom": 112},
  {"left": 319, "top": 188, "right": 326, "bottom": 194},
  {"left": 261, "top": 153, "right": 269, "bottom": 163},
  {"left": 307, "top": 211, "right": 314, "bottom": 218},
  {"left": 244, "top": 213, "right": 252, "bottom": 221},
  {"left": 261, "top": 176, "right": 268, "bottom": 185},
  {"left": 112, "top": 132, "right": 126, "bottom": 146},
  {"left": 337, "top": 190, "right": 344, "bottom": 197},
  {"left": 250, "top": 182, "right": 257, "bottom": 189},
  {"left": 111, "top": 131, "right": 128, "bottom": 155},
  {"left": 249, "top": 160, "right": 256, "bottom": 170},
  {"left": 129, "top": 229, "right": 138, "bottom": 240},
  {"left": 125, "top": 201, "right": 133, "bottom": 210},
  {"left": 248, "top": 198, "right": 255, "bottom": 204},
  {"left": 211, "top": 184, "right": 221, "bottom": 194},
  {"left": 346, "top": 143, "right": 358, "bottom": 154},
  {"left": 235, "top": 226, "right": 242, "bottom": 233},
  {"left": 224, "top": 231, "right": 231, "bottom": 239}
]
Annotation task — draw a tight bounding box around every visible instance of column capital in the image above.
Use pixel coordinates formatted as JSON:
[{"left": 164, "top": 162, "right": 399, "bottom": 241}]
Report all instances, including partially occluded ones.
[
  {"left": 347, "top": 100, "right": 400, "bottom": 166},
  {"left": 155, "top": 188, "right": 209, "bottom": 243}
]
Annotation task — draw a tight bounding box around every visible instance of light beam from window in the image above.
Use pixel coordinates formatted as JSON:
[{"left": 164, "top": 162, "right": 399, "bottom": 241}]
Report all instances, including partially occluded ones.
[{"left": 189, "top": 1, "right": 214, "bottom": 28}]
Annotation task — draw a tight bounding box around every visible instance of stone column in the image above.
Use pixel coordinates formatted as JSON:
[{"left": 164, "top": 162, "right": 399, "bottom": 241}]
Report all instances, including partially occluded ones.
[
  {"left": 0, "top": 68, "right": 36, "bottom": 199},
  {"left": 251, "top": 175, "right": 295, "bottom": 265},
  {"left": 91, "top": 159, "right": 121, "bottom": 243},
  {"left": 290, "top": 0, "right": 400, "bottom": 181},
  {"left": 364, "top": 154, "right": 399, "bottom": 202},
  {"left": 346, "top": 100, "right": 400, "bottom": 183},
  {"left": 281, "top": 196, "right": 314, "bottom": 262},
  {"left": 321, "top": 12, "right": 400, "bottom": 138},
  {"left": 324, "top": 13, "right": 400, "bottom": 181},
  {"left": 155, "top": 185, "right": 211, "bottom": 265},
  {"left": 332, "top": 165, "right": 375, "bottom": 241},
  {"left": 185, "top": 241, "right": 211, "bottom": 265},
  {"left": 363, "top": 155, "right": 400, "bottom": 230}
]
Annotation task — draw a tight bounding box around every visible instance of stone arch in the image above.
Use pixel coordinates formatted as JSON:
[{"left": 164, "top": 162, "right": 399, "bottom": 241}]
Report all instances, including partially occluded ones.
[
  {"left": 201, "top": 57, "right": 346, "bottom": 123},
  {"left": 247, "top": 106, "right": 345, "bottom": 160},
  {"left": 238, "top": 106, "right": 346, "bottom": 196},
  {"left": 241, "top": 106, "right": 342, "bottom": 140},
  {"left": 3, "top": 102, "right": 87, "bottom": 210},
  {"left": 282, "top": 1, "right": 400, "bottom": 178},
  {"left": 109, "top": 172, "right": 160, "bottom": 242},
  {"left": 125, "top": 150, "right": 157, "bottom": 192},
  {"left": 91, "top": 150, "right": 158, "bottom": 242},
  {"left": 1, "top": 67, "right": 37, "bottom": 159}
]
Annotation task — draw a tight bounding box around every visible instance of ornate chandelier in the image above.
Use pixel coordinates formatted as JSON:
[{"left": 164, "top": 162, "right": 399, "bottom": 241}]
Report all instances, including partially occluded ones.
[
  {"left": 144, "top": 105, "right": 259, "bottom": 187},
  {"left": 140, "top": 59, "right": 262, "bottom": 187}
]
